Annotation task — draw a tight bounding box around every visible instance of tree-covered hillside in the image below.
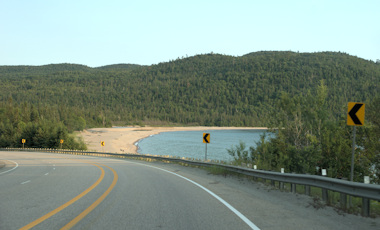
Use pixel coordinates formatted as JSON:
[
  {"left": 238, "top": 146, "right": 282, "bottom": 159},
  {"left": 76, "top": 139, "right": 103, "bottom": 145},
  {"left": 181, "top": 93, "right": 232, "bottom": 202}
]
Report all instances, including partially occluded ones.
[
  {"left": 1, "top": 51, "right": 378, "bottom": 181},
  {"left": 1, "top": 51, "right": 379, "bottom": 128}
]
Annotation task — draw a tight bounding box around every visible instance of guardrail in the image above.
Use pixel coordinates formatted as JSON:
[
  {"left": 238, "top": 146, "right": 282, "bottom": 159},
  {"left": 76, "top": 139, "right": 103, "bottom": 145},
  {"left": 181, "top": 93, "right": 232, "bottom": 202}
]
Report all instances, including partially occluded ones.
[{"left": 2, "top": 147, "right": 379, "bottom": 217}]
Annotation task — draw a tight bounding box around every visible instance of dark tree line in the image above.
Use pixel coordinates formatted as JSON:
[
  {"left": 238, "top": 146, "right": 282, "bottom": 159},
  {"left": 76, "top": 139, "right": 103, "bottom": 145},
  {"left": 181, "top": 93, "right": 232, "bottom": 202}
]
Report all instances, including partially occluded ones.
[{"left": 0, "top": 98, "right": 86, "bottom": 149}]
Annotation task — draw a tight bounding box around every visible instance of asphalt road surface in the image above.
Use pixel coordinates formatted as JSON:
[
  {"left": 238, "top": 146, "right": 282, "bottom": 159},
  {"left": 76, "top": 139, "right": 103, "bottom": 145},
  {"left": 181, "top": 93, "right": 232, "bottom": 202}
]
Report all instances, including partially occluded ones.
[{"left": 1, "top": 151, "right": 379, "bottom": 230}]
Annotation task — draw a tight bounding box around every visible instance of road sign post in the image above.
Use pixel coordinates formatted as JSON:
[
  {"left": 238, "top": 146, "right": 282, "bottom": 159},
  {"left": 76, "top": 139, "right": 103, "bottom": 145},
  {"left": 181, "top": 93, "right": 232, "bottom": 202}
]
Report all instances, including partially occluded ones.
[
  {"left": 205, "top": 144, "right": 207, "bottom": 161},
  {"left": 60, "top": 139, "right": 64, "bottom": 149},
  {"left": 203, "top": 133, "right": 210, "bottom": 161},
  {"left": 22, "top": 139, "right": 26, "bottom": 149},
  {"left": 350, "top": 126, "right": 356, "bottom": 182},
  {"left": 347, "top": 102, "right": 365, "bottom": 182}
]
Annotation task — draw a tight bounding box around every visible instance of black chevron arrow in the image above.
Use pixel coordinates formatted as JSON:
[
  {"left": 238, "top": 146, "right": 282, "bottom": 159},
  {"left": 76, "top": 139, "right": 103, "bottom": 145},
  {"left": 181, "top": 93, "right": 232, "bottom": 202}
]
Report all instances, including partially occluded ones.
[
  {"left": 203, "top": 133, "right": 210, "bottom": 143},
  {"left": 348, "top": 103, "right": 363, "bottom": 125}
]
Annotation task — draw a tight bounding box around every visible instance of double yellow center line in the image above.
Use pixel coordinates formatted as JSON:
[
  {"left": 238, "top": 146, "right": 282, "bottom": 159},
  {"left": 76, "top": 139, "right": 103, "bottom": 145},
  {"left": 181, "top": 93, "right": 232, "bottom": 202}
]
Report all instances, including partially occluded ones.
[{"left": 20, "top": 162, "right": 118, "bottom": 230}]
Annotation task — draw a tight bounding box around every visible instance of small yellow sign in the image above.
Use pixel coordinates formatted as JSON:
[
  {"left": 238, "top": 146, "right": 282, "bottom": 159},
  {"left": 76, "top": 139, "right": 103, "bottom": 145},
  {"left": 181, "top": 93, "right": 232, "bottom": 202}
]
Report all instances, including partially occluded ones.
[
  {"left": 101, "top": 141, "right": 105, "bottom": 147},
  {"left": 203, "top": 133, "right": 210, "bottom": 143},
  {"left": 347, "top": 102, "right": 365, "bottom": 126},
  {"left": 60, "top": 139, "right": 64, "bottom": 144},
  {"left": 22, "top": 139, "right": 26, "bottom": 144}
]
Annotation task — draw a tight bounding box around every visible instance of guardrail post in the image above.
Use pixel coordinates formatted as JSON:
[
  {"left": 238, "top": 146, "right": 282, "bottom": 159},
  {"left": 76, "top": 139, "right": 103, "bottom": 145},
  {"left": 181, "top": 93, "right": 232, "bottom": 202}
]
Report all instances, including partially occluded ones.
[
  {"left": 362, "top": 198, "right": 370, "bottom": 217},
  {"left": 279, "top": 182, "right": 284, "bottom": 190},
  {"left": 291, "top": 183, "right": 296, "bottom": 193},
  {"left": 279, "top": 168, "right": 284, "bottom": 190},
  {"left": 290, "top": 172, "right": 297, "bottom": 193},
  {"left": 322, "top": 189, "right": 328, "bottom": 203},
  {"left": 305, "top": 185, "right": 311, "bottom": 196},
  {"left": 340, "top": 193, "right": 347, "bottom": 209}
]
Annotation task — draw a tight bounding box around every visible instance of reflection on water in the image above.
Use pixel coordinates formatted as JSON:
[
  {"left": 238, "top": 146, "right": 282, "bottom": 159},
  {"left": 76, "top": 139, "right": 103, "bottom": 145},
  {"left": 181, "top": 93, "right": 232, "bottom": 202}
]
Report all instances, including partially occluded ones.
[{"left": 137, "top": 129, "right": 269, "bottom": 162}]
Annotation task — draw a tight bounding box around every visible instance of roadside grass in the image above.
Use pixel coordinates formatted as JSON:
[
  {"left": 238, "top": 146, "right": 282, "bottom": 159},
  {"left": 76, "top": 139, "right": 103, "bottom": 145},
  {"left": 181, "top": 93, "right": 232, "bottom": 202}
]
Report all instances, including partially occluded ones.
[
  {"left": 372, "top": 201, "right": 380, "bottom": 217},
  {"left": 205, "top": 166, "right": 230, "bottom": 177}
]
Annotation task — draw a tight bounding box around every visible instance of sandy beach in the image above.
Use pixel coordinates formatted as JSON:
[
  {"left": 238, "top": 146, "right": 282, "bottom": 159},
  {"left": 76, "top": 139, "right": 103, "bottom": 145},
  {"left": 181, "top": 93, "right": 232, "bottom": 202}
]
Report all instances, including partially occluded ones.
[{"left": 78, "top": 126, "right": 267, "bottom": 154}]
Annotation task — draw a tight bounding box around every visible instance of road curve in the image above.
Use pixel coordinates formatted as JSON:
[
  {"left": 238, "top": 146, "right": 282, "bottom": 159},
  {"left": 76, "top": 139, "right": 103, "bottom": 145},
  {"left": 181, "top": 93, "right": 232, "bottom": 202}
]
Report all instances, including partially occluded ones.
[
  {"left": 0, "top": 151, "right": 256, "bottom": 230},
  {"left": 1, "top": 151, "right": 379, "bottom": 230}
]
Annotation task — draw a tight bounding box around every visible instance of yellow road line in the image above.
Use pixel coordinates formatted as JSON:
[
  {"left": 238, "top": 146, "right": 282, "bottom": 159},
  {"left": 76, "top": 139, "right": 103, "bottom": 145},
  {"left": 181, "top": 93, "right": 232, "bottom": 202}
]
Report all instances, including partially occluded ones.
[
  {"left": 61, "top": 164, "right": 118, "bottom": 230},
  {"left": 20, "top": 163, "right": 105, "bottom": 230}
]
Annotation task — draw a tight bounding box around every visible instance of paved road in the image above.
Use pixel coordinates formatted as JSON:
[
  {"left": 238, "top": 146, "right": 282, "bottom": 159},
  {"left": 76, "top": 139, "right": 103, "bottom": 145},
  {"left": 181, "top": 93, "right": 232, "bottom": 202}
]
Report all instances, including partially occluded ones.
[
  {"left": 0, "top": 151, "right": 257, "bottom": 230},
  {"left": 1, "top": 151, "right": 379, "bottom": 230}
]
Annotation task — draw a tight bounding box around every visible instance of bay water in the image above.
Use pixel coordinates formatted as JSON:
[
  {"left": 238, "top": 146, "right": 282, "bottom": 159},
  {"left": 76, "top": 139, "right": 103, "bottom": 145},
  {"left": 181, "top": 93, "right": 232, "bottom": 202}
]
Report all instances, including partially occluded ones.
[{"left": 136, "top": 129, "right": 268, "bottom": 162}]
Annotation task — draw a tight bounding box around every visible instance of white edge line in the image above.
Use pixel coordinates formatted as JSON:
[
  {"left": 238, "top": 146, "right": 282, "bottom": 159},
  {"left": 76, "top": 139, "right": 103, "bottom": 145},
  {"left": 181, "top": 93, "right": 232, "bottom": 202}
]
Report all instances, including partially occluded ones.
[
  {"left": 130, "top": 161, "right": 260, "bottom": 230},
  {"left": 21, "top": 180, "right": 31, "bottom": 184},
  {"left": 0, "top": 159, "right": 19, "bottom": 175}
]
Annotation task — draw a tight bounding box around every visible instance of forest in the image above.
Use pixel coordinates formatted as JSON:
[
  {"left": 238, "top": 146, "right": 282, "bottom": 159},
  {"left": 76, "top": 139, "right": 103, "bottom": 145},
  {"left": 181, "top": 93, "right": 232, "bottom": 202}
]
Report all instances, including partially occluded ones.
[
  {"left": 228, "top": 82, "right": 380, "bottom": 183},
  {"left": 0, "top": 51, "right": 379, "bottom": 181},
  {"left": 1, "top": 51, "right": 378, "bottom": 127},
  {"left": 0, "top": 98, "right": 87, "bottom": 149}
]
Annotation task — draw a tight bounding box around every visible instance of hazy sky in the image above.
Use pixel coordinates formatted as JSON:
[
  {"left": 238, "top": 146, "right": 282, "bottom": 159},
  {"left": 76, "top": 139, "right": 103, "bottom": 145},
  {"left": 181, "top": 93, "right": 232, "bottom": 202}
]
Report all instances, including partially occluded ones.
[{"left": 1, "top": 0, "right": 379, "bottom": 67}]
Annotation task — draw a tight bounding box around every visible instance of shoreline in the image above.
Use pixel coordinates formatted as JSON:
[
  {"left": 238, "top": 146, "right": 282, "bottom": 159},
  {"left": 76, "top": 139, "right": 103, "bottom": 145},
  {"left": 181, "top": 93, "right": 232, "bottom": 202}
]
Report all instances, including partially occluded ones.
[{"left": 78, "top": 126, "right": 268, "bottom": 154}]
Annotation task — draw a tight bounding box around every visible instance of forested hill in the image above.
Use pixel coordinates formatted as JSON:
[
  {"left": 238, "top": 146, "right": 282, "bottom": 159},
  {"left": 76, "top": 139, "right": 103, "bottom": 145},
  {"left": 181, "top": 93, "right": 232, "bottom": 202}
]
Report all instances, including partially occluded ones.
[
  {"left": 0, "top": 63, "right": 92, "bottom": 75},
  {"left": 1, "top": 51, "right": 379, "bottom": 128},
  {"left": 0, "top": 63, "right": 142, "bottom": 75}
]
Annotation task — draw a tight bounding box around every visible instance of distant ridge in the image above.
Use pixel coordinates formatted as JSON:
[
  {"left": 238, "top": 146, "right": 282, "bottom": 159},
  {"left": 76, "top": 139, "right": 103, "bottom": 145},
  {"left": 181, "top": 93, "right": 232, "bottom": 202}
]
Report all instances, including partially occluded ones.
[
  {"left": 0, "top": 63, "right": 92, "bottom": 74},
  {"left": 1, "top": 51, "right": 377, "bottom": 73},
  {"left": 96, "top": 64, "right": 142, "bottom": 70},
  {"left": 0, "top": 63, "right": 143, "bottom": 75},
  {"left": 243, "top": 51, "right": 376, "bottom": 62}
]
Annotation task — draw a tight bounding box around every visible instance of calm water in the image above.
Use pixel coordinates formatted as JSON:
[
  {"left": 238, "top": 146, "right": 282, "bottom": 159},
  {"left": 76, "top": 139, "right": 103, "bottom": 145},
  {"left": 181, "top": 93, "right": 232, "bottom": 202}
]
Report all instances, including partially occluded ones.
[{"left": 136, "top": 129, "right": 268, "bottom": 162}]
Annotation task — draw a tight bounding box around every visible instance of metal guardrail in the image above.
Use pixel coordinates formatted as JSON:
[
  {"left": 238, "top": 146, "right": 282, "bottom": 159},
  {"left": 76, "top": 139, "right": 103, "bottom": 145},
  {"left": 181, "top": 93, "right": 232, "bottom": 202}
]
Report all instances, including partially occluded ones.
[{"left": 1, "top": 147, "right": 379, "bottom": 217}]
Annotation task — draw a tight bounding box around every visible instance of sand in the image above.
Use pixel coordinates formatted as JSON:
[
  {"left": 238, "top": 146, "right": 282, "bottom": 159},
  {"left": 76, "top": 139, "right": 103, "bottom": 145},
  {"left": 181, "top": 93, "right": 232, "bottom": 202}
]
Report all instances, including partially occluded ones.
[{"left": 78, "top": 126, "right": 267, "bottom": 154}]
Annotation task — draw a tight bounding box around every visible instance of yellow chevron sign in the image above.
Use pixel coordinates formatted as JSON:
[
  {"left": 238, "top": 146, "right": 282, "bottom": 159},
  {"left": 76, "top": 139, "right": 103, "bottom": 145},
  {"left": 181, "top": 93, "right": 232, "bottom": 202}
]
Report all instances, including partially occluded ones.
[
  {"left": 203, "top": 133, "right": 210, "bottom": 143},
  {"left": 347, "top": 102, "right": 365, "bottom": 126}
]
